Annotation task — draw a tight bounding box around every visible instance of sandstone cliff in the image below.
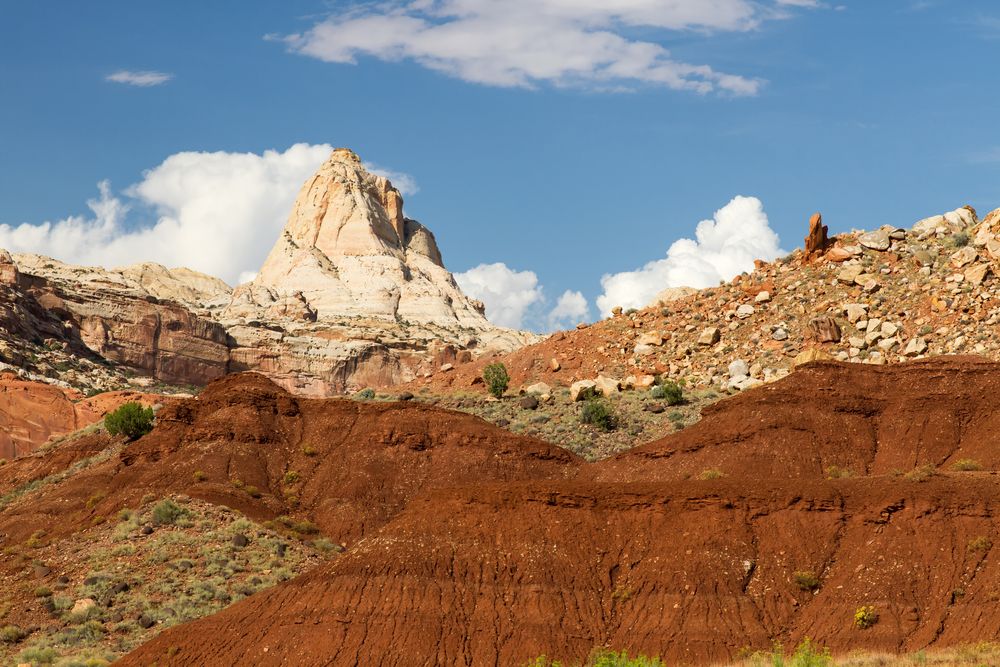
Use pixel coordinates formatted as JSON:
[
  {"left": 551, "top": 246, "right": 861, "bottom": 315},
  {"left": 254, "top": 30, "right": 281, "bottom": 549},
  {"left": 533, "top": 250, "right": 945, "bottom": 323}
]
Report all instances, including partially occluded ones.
[{"left": 0, "top": 149, "right": 535, "bottom": 399}]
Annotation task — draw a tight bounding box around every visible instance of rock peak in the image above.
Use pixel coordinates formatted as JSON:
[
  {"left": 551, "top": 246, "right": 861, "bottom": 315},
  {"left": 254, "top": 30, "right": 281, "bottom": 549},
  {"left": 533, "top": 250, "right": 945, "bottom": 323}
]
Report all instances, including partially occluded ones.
[
  {"left": 224, "top": 152, "right": 501, "bottom": 331},
  {"left": 328, "top": 147, "right": 363, "bottom": 165}
]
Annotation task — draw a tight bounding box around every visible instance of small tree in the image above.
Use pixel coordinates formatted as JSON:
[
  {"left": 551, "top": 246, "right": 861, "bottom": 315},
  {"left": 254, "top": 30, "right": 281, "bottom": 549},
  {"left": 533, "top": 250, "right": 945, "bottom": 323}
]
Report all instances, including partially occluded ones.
[
  {"left": 483, "top": 363, "right": 510, "bottom": 399},
  {"left": 651, "top": 380, "right": 683, "bottom": 405},
  {"left": 580, "top": 399, "right": 616, "bottom": 431},
  {"left": 105, "top": 402, "right": 154, "bottom": 441}
]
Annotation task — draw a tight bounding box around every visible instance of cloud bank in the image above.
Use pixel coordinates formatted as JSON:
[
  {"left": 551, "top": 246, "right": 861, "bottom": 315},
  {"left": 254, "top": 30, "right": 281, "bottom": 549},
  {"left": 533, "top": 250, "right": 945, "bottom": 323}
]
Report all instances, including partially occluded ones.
[
  {"left": 596, "top": 196, "right": 784, "bottom": 315},
  {"left": 454, "top": 263, "right": 592, "bottom": 332},
  {"left": 0, "top": 144, "right": 339, "bottom": 285},
  {"left": 280, "top": 0, "right": 819, "bottom": 95}
]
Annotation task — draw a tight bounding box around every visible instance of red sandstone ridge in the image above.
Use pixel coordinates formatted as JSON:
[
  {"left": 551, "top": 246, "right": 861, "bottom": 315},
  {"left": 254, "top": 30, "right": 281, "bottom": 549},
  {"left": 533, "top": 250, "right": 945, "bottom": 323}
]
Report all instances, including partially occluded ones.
[{"left": 0, "top": 374, "right": 159, "bottom": 459}]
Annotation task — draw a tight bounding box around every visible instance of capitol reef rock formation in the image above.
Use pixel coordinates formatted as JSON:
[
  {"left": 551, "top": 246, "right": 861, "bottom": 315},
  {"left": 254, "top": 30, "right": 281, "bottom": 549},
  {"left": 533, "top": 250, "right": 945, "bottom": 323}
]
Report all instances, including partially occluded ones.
[
  {"left": 220, "top": 148, "right": 531, "bottom": 394},
  {"left": 0, "top": 149, "right": 533, "bottom": 399}
]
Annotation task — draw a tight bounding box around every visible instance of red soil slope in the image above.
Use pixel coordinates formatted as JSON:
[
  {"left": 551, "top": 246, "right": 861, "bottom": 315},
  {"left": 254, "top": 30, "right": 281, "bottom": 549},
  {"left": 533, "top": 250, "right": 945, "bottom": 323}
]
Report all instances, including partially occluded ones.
[
  {"left": 117, "top": 358, "right": 1000, "bottom": 666},
  {"left": 0, "top": 373, "right": 578, "bottom": 547},
  {"left": 0, "top": 373, "right": 159, "bottom": 459},
  {"left": 120, "top": 478, "right": 1000, "bottom": 666},
  {"left": 594, "top": 356, "right": 1000, "bottom": 482},
  {"left": 6, "top": 360, "right": 1000, "bottom": 665}
]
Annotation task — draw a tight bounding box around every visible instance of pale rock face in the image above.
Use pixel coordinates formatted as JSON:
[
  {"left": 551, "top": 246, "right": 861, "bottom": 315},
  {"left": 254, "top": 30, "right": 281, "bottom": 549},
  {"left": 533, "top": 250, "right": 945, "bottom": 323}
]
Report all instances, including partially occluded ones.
[{"left": 235, "top": 148, "right": 481, "bottom": 329}]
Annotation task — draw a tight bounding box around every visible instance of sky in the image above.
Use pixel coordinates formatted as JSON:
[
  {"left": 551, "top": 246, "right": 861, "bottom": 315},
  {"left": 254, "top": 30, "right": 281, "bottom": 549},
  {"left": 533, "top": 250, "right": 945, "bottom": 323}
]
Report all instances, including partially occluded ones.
[{"left": 2, "top": 1, "right": 1000, "bottom": 331}]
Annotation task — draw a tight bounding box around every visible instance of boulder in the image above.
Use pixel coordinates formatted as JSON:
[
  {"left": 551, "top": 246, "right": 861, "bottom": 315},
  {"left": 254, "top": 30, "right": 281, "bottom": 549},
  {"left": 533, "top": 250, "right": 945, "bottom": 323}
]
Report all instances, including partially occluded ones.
[
  {"left": 951, "top": 246, "right": 978, "bottom": 268},
  {"left": 728, "top": 359, "right": 749, "bottom": 379},
  {"left": 793, "top": 348, "right": 834, "bottom": 366},
  {"left": 858, "top": 229, "right": 891, "bottom": 251},
  {"left": 594, "top": 376, "right": 621, "bottom": 396},
  {"left": 904, "top": 337, "right": 928, "bottom": 356},
  {"left": 570, "top": 380, "right": 597, "bottom": 402},
  {"left": 808, "top": 317, "right": 842, "bottom": 343},
  {"left": 524, "top": 382, "right": 551, "bottom": 396},
  {"left": 697, "top": 327, "right": 721, "bottom": 346}
]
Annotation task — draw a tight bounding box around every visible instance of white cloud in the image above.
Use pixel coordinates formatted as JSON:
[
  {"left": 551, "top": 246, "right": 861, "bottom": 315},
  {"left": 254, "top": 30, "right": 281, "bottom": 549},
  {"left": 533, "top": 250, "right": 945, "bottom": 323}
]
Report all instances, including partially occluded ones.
[
  {"left": 0, "top": 144, "right": 339, "bottom": 285},
  {"left": 454, "top": 262, "right": 543, "bottom": 329},
  {"left": 279, "top": 0, "right": 821, "bottom": 95},
  {"left": 596, "top": 196, "right": 784, "bottom": 315},
  {"left": 364, "top": 163, "right": 419, "bottom": 196},
  {"left": 106, "top": 70, "right": 173, "bottom": 87},
  {"left": 548, "top": 290, "right": 590, "bottom": 330}
]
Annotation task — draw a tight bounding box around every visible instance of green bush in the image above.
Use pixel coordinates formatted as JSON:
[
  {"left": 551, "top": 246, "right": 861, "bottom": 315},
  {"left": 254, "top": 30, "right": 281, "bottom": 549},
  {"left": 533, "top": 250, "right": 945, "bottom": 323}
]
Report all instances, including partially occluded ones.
[
  {"left": 0, "top": 624, "right": 26, "bottom": 643},
  {"left": 952, "top": 458, "right": 982, "bottom": 472},
  {"left": 104, "top": 402, "right": 154, "bottom": 441},
  {"left": 354, "top": 388, "right": 376, "bottom": 400},
  {"left": 793, "top": 571, "right": 820, "bottom": 591},
  {"left": 580, "top": 400, "right": 615, "bottom": 431},
  {"left": 650, "top": 381, "right": 683, "bottom": 405},
  {"left": 151, "top": 499, "right": 187, "bottom": 526},
  {"left": 483, "top": 363, "right": 510, "bottom": 399}
]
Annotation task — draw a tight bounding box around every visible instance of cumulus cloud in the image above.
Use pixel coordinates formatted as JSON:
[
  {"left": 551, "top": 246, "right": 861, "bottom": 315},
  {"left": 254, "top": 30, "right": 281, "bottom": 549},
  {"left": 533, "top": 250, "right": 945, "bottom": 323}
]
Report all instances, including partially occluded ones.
[
  {"left": 278, "top": 0, "right": 820, "bottom": 95},
  {"left": 596, "top": 196, "right": 784, "bottom": 315},
  {"left": 548, "top": 290, "right": 590, "bottom": 330},
  {"left": 454, "top": 263, "right": 594, "bottom": 332},
  {"left": 106, "top": 70, "right": 173, "bottom": 86},
  {"left": 454, "top": 262, "right": 544, "bottom": 329},
  {"left": 0, "top": 144, "right": 341, "bottom": 285}
]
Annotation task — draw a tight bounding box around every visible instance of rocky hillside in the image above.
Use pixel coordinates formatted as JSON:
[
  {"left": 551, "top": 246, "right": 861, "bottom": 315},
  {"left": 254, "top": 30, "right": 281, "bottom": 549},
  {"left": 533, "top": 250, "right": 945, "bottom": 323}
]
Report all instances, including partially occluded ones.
[
  {"left": 409, "top": 204, "right": 1000, "bottom": 397},
  {"left": 0, "top": 149, "right": 534, "bottom": 397}
]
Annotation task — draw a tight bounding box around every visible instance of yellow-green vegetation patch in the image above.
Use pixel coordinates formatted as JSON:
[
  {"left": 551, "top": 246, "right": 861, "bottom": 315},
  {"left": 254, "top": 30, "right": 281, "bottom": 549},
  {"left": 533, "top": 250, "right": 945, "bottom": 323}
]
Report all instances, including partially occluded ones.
[
  {"left": 0, "top": 496, "right": 327, "bottom": 666},
  {"left": 423, "top": 383, "right": 721, "bottom": 461}
]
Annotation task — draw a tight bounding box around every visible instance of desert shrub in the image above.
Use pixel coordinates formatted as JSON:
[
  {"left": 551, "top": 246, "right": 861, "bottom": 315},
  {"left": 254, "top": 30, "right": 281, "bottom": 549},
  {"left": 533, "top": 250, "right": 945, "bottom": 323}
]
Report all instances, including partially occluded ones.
[
  {"left": 354, "top": 388, "right": 376, "bottom": 400},
  {"left": 0, "top": 624, "right": 26, "bottom": 643},
  {"left": 756, "top": 639, "right": 832, "bottom": 667},
  {"left": 104, "top": 402, "right": 154, "bottom": 441},
  {"left": 151, "top": 499, "right": 187, "bottom": 526},
  {"left": 698, "top": 469, "right": 725, "bottom": 481},
  {"left": 283, "top": 471, "right": 300, "bottom": 485},
  {"left": 854, "top": 605, "right": 878, "bottom": 629},
  {"left": 483, "top": 363, "right": 510, "bottom": 398},
  {"left": 793, "top": 571, "right": 820, "bottom": 591},
  {"left": 589, "top": 651, "right": 664, "bottom": 667},
  {"left": 824, "top": 466, "right": 853, "bottom": 479},
  {"left": 904, "top": 464, "right": 936, "bottom": 482},
  {"left": 650, "top": 381, "right": 683, "bottom": 405},
  {"left": 245, "top": 485, "right": 262, "bottom": 498},
  {"left": 952, "top": 458, "right": 983, "bottom": 472},
  {"left": 951, "top": 232, "right": 971, "bottom": 248},
  {"left": 969, "top": 536, "right": 993, "bottom": 552},
  {"left": 302, "top": 445, "right": 318, "bottom": 457},
  {"left": 526, "top": 651, "right": 663, "bottom": 667},
  {"left": 15, "top": 647, "right": 58, "bottom": 664},
  {"left": 192, "top": 470, "right": 208, "bottom": 482},
  {"left": 576, "top": 386, "right": 600, "bottom": 402},
  {"left": 580, "top": 400, "right": 615, "bottom": 431}
]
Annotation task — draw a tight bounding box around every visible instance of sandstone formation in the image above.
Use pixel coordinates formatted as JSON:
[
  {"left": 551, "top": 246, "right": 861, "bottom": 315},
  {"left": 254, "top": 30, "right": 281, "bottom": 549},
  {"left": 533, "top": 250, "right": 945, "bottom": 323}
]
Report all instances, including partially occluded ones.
[
  {"left": 218, "top": 149, "right": 533, "bottom": 395},
  {"left": 804, "top": 211, "right": 829, "bottom": 256},
  {"left": 0, "top": 149, "right": 535, "bottom": 400}
]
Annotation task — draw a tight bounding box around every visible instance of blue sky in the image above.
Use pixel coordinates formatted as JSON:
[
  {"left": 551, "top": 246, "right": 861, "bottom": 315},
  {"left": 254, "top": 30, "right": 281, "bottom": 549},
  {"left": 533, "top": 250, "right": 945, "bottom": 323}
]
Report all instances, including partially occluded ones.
[{"left": 2, "top": 1, "right": 1000, "bottom": 330}]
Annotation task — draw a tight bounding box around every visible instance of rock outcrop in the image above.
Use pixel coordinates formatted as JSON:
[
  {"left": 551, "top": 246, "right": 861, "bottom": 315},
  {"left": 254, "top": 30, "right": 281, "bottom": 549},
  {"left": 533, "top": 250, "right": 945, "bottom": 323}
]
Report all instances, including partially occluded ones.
[{"left": 0, "top": 149, "right": 535, "bottom": 400}]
